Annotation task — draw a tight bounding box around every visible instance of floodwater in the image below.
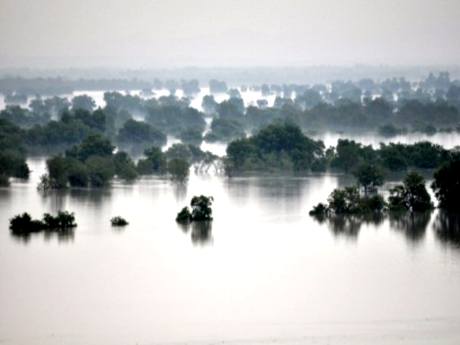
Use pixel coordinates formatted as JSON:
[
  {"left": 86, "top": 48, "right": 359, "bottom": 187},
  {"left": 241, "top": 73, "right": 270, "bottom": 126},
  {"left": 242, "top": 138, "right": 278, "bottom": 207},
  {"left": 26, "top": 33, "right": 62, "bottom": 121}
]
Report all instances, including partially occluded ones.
[{"left": 1, "top": 158, "right": 460, "bottom": 345}]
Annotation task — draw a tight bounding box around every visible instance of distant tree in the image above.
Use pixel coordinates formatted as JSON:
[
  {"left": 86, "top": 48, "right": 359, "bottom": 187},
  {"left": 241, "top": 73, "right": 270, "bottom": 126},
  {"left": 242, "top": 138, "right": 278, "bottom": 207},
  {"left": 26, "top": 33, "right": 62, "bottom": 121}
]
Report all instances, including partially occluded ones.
[
  {"left": 209, "top": 79, "right": 228, "bottom": 93},
  {"left": 66, "top": 134, "right": 114, "bottom": 162},
  {"left": 71, "top": 95, "right": 96, "bottom": 112},
  {"left": 178, "top": 128, "right": 203, "bottom": 146},
  {"left": 117, "top": 119, "right": 166, "bottom": 146},
  {"left": 201, "top": 95, "right": 218, "bottom": 115},
  {"left": 113, "top": 151, "right": 138, "bottom": 181},
  {"left": 167, "top": 158, "right": 190, "bottom": 181},
  {"left": 353, "top": 164, "right": 384, "bottom": 194},
  {"left": 136, "top": 147, "right": 167, "bottom": 174}
]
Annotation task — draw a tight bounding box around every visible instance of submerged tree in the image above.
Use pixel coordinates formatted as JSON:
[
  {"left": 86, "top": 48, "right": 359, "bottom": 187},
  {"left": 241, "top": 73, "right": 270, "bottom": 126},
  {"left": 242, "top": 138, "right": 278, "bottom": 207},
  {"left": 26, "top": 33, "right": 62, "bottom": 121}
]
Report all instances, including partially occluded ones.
[
  {"left": 353, "top": 164, "right": 384, "bottom": 194},
  {"left": 176, "top": 195, "right": 214, "bottom": 223},
  {"left": 389, "top": 172, "right": 433, "bottom": 212},
  {"left": 432, "top": 158, "right": 460, "bottom": 212}
]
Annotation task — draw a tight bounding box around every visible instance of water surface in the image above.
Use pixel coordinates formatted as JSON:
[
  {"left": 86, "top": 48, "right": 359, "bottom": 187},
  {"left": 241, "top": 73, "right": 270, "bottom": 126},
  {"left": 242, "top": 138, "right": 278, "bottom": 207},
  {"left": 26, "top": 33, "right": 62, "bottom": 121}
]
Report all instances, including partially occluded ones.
[{"left": 1, "top": 159, "right": 460, "bottom": 345}]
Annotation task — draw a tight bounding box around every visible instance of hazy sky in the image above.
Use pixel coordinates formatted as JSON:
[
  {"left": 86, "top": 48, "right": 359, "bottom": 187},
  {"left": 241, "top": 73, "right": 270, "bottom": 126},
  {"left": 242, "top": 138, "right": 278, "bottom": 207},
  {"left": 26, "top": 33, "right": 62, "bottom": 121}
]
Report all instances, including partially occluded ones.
[{"left": 1, "top": 0, "right": 459, "bottom": 68}]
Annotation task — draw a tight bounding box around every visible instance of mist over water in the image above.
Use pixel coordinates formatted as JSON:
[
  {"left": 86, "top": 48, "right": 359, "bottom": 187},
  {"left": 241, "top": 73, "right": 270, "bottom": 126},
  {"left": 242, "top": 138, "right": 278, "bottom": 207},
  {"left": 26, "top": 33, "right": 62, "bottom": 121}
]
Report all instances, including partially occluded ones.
[{"left": 2, "top": 0, "right": 460, "bottom": 343}]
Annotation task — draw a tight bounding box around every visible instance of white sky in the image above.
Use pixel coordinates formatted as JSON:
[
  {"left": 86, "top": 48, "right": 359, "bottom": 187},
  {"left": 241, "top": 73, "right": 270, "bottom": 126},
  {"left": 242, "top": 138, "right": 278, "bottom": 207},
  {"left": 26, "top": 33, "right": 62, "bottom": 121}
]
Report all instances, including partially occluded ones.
[{"left": 0, "top": 0, "right": 459, "bottom": 68}]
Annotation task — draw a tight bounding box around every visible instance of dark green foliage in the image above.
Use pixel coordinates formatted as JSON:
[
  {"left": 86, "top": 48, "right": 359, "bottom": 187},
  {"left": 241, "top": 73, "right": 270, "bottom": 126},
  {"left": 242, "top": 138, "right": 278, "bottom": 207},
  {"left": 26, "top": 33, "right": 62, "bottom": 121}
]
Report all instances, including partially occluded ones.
[
  {"left": 378, "top": 143, "right": 409, "bottom": 171},
  {"left": 0, "top": 175, "right": 9, "bottom": 186},
  {"left": 9, "top": 213, "right": 44, "bottom": 234},
  {"left": 111, "top": 216, "right": 129, "bottom": 226},
  {"left": 176, "top": 195, "right": 214, "bottom": 223},
  {"left": 25, "top": 109, "right": 109, "bottom": 150},
  {"left": 191, "top": 195, "right": 214, "bottom": 221},
  {"left": 432, "top": 158, "right": 460, "bottom": 212},
  {"left": 225, "top": 123, "right": 325, "bottom": 174},
  {"left": 66, "top": 158, "right": 89, "bottom": 187},
  {"left": 309, "top": 203, "right": 329, "bottom": 217},
  {"left": 328, "top": 187, "right": 362, "bottom": 215},
  {"left": 117, "top": 119, "right": 166, "bottom": 146},
  {"left": 331, "top": 139, "right": 376, "bottom": 173},
  {"left": 176, "top": 207, "right": 192, "bottom": 224},
  {"left": 146, "top": 97, "right": 206, "bottom": 136},
  {"left": 310, "top": 187, "right": 387, "bottom": 217},
  {"left": 9, "top": 211, "right": 77, "bottom": 235},
  {"left": 46, "top": 156, "right": 69, "bottom": 189},
  {"left": 71, "top": 95, "right": 96, "bottom": 112},
  {"left": 66, "top": 134, "right": 114, "bottom": 161},
  {"left": 43, "top": 135, "right": 133, "bottom": 189},
  {"left": 113, "top": 151, "right": 138, "bottom": 181},
  {"left": 389, "top": 172, "right": 433, "bottom": 212},
  {"left": 201, "top": 95, "right": 218, "bottom": 114},
  {"left": 178, "top": 128, "right": 203, "bottom": 146},
  {"left": 42, "top": 211, "right": 77, "bottom": 229},
  {"left": 353, "top": 164, "right": 384, "bottom": 194},
  {"left": 1, "top": 105, "right": 50, "bottom": 128},
  {"left": 0, "top": 118, "right": 30, "bottom": 183},
  {"left": 167, "top": 158, "right": 190, "bottom": 181},
  {"left": 86, "top": 156, "right": 115, "bottom": 187},
  {"left": 136, "top": 147, "right": 167, "bottom": 174},
  {"left": 216, "top": 98, "right": 244, "bottom": 121},
  {"left": 205, "top": 118, "right": 245, "bottom": 142}
]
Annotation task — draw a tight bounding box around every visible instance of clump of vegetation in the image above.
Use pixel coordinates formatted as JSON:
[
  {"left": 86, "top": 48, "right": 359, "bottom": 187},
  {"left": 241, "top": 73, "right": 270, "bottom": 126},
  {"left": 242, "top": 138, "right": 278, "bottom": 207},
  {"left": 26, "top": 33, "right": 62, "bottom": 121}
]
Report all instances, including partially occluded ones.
[
  {"left": 353, "top": 163, "right": 384, "bottom": 194},
  {"left": 110, "top": 216, "right": 129, "bottom": 226},
  {"left": 176, "top": 195, "right": 214, "bottom": 223},
  {"left": 204, "top": 118, "right": 245, "bottom": 142},
  {"left": 310, "top": 186, "right": 387, "bottom": 218},
  {"left": 117, "top": 119, "right": 166, "bottom": 146},
  {"left": 39, "top": 134, "right": 138, "bottom": 189},
  {"left": 388, "top": 172, "right": 433, "bottom": 212},
  {"left": 178, "top": 128, "right": 203, "bottom": 146},
  {"left": 167, "top": 158, "right": 190, "bottom": 181},
  {"left": 225, "top": 122, "right": 325, "bottom": 174},
  {"left": 0, "top": 118, "right": 30, "bottom": 186},
  {"left": 310, "top": 170, "right": 435, "bottom": 221},
  {"left": 432, "top": 157, "right": 460, "bottom": 212},
  {"left": 9, "top": 211, "right": 77, "bottom": 235}
]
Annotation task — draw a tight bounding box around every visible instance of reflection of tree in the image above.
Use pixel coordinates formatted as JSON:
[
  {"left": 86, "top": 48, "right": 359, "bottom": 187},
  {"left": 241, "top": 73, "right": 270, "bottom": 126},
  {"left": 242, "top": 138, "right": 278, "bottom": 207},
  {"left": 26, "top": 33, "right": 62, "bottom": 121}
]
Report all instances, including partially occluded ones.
[
  {"left": 312, "top": 213, "right": 384, "bottom": 240},
  {"left": 327, "top": 215, "right": 362, "bottom": 238},
  {"left": 191, "top": 221, "right": 213, "bottom": 245},
  {"left": 433, "top": 211, "right": 460, "bottom": 248},
  {"left": 389, "top": 211, "right": 431, "bottom": 243},
  {"left": 11, "top": 228, "right": 75, "bottom": 244},
  {"left": 171, "top": 180, "right": 187, "bottom": 201},
  {"left": 177, "top": 221, "right": 213, "bottom": 246}
]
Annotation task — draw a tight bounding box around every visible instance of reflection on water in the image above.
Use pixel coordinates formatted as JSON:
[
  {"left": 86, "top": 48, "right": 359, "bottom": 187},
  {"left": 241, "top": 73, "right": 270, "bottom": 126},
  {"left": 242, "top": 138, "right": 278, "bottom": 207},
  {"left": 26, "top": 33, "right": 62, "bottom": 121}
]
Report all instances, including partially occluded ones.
[
  {"left": 11, "top": 228, "right": 75, "bottom": 244},
  {"left": 2, "top": 158, "right": 460, "bottom": 345},
  {"left": 389, "top": 211, "right": 431, "bottom": 244},
  {"left": 315, "top": 213, "right": 385, "bottom": 240},
  {"left": 433, "top": 211, "right": 460, "bottom": 248},
  {"left": 178, "top": 221, "right": 213, "bottom": 246}
]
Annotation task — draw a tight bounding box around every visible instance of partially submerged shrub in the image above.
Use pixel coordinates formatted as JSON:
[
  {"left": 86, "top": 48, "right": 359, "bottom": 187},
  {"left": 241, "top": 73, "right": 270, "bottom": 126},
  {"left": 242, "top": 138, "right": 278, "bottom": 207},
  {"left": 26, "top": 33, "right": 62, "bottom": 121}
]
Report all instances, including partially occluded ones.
[
  {"left": 9, "top": 211, "right": 77, "bottom": 235},
  {"left": 176, "top": 207, "right": 192, "bottom": 224},
  {"left": 111, "top": 216, "right": 129, "bottom": 226},
  {"left": 389, "top": 172, "right": 433, "bottom": 212},
  {"left": 176, "top": 195, "right": 214, "bottom": 223}
]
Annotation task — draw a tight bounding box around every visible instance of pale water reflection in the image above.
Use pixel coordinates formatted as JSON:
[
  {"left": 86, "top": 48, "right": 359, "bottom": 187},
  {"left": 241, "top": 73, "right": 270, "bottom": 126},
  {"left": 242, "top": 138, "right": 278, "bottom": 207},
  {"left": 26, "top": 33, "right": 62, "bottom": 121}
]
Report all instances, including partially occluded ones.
[{"left": 1, "top": 159, "right": 460, "bottom": 345}]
